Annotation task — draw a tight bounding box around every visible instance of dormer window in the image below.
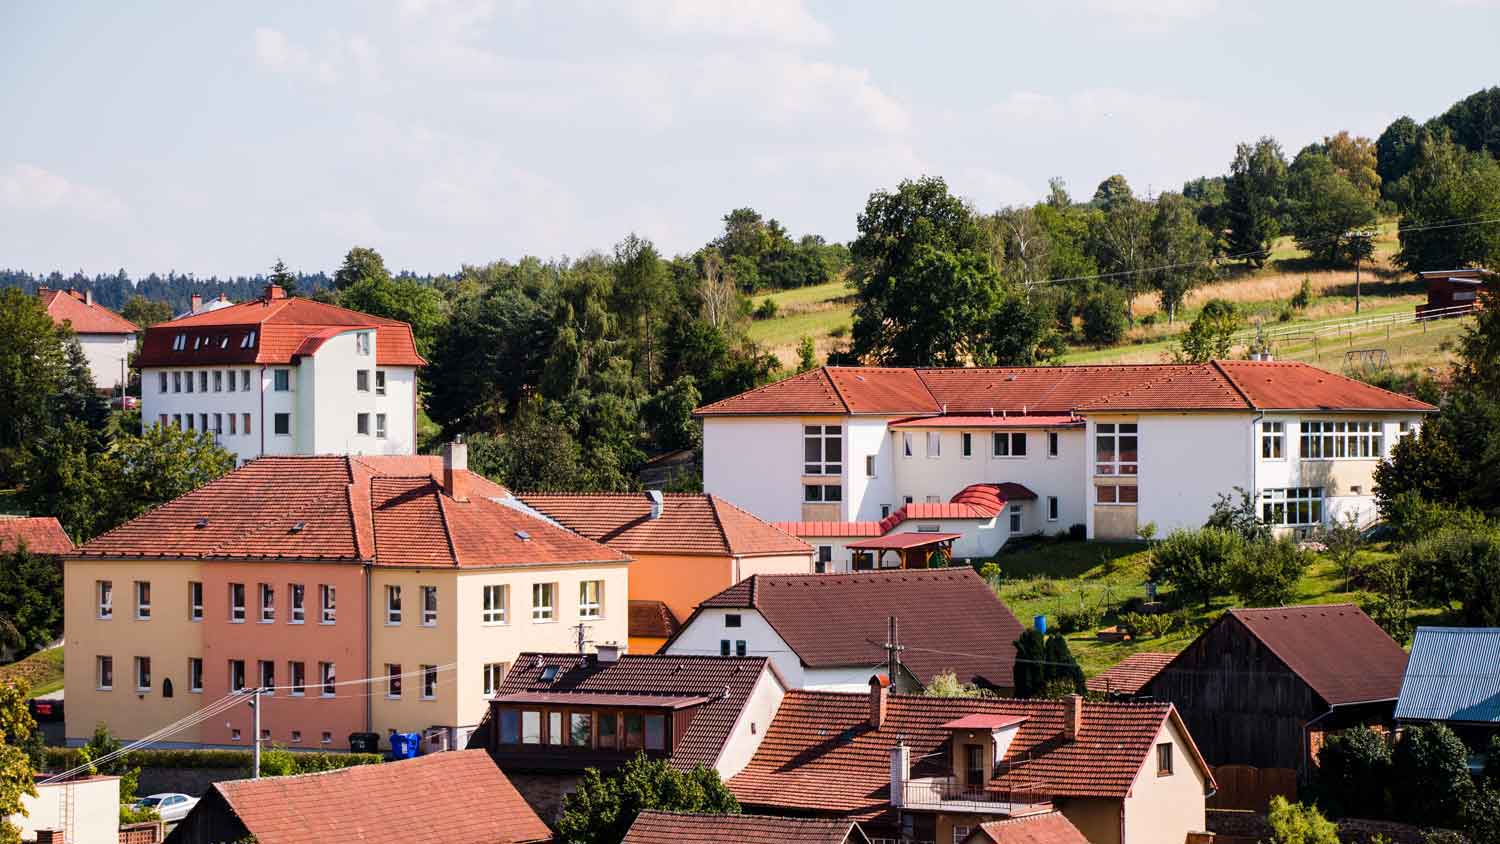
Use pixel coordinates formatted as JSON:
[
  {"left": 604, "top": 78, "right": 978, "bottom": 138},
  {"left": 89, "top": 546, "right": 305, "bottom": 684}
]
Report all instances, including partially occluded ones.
[
  {"left": 172, "top": 334, "right": 187, "bottom": 351},
  {"left": 356, "top": 332, "right": 371, "bottom": 356},
  {"left": 240, "top": 330, "right": 257, "bottom": 349},
  {"left": 218, "top": 335, "right": 229, "bottom": 349}
]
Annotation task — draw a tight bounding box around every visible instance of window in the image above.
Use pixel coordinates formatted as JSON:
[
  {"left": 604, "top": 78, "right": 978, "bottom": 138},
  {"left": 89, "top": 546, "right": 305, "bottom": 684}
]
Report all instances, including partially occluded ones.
[
  {"left": 578, "top": 581, "right": 603, "bottom": 619},
  {"left": 865, "top": 454, "right": 876, "bottom": 477},
  {"left": 135, "top": 657, "right": 151, "bottom": 692},
  {"left": 644, "top": 715, "right": 666, "bottom": 751},
  {"left": 213, "top": 370, "right": 223, "bottom": 392},
  {"left": 198, "top": 371, "right": 208, "bottom": 392},
  {"left": 242, "top": 413, "right": 252, "bottom": 435},
  {"left": 953, "top": 827, "right": 973, "bottom": 844},
  {"left": 803, "top": 425, "right": 843, "bottom": 474},
  {"left": 229, "top": 659, "right": 245, "bottom": 692},
  {"left": 803, "top": 483, "right": 842, "bottom": 503},
  {"left": 499, "top": 711, "right": 521, "bottom": 744},
  {"left": 1048, "top": 431, "right": 1059, "bottom": 458},
  {"left": 173, "top": 414, "right": 182, "bottom": 428},
  {"left": 258, "top": 660, "right": 275, "bottom": 691},
  {"left": 290, "top": 661, "right": 305, "bottom": 696},
  {"left": 902, "top": 432, "right": 913, "bottom": 458},
  {"left": 259, "top": 583, "right": 275, "bottom": 622},
  {"left": 321, "top": 731, "right": 332, "bottom": 745},
  {"left": 131, "top": 581, "right": 150, "bottom": 620},
  {"left": 356, "top": 370, "right": 370, "bottom": 392},
  {"left": 320, "top": 585, "right": 336, "bottom": 623},
  {"left": 570, "top": 713, "right": 592, "bottom": 747},
  {"left": 241, "top": 370, "right": 251, "bottom": 391},
  {"left": 290, "top": 730, "right": 302, "bottom": 744},
  {"left": 421, "top": 585, "right": 437, "bottom": 626},
  {"left": 320, "top": 662, "right": 336, "bottom": 697},
  {"left": 881, "top": 504, "right": 891, "bottom": 518},
  {"left": 188, "top": 581, "right": 206, "bottom": 620},
  {"left": 926, "top": 431, "right": 941, "bottom": 458},
  {"left": 720, "top": 639, "right": 731, "bottom": 656},
  {"left": 1095, "top": 423, "right": 1138, "bottom": 475},
  {"left": 356, "top": 413, "right": 370, "bottom": 435},
  {"left": 356, "top": 332, "right": 371, "bottom": 355},
  {"left": 1009, "top": 503, "right": 1023, "bottom": 533},
  {"left": 1300, "top": 421, "right": 1383, "bottom": 459},
  {"left": 157, "top": 372, "right": 168, "bottom": 393},
  {"left": 375, "top": 413, "right": 387, "bottom": 439},
  {"left": 816, "top": 546, "right": 832, "bottom": 573},
  {"left": 725, "top": 613, "right": 742, "bottom": 628},
  {"left": 483, "top": 662, "right": 509, "bottom": 696},
  {"left": 532, "top": 583, "right": 556, "bottom": 622},
  {"left": 1157, "top": 742, "right": 1174, "bottom": 776},
  {"left": 422, "top": 665, "right": 438, "bottom": 700},
  {"left": 598, "top": 713, "right": 618, "bottom": 750},
  {"left": 188, "top": 658, "right": 203, "bottom": 693},
  {"left": 225, "top": 369, "right": 235, "bottom": 392},
  {"left": 229, "top": 583, "right": 246, "bottom": 622},
  {"left": 213, "top": 413, "right": 222, "bottom": 434},
  {"left": 375, "top": 370, "right": 387, "bottom": 396},
  {"left": 521, "top": 711, "right": 542, "bottom": 744},
  {"left": 1399, "top": 420, "right": 1415, "bottom": 439},
  {"left": 547, "top": 711, "right": 564, "bottom": 745},
  {"left": 1261, "top": 487, "right": 1324, "bottom": 526},
  {"left": 736, "top": 640, "right": 747, "bottom": 657},
  {"left": 172, "top": 333, "right": 186, "bottom": 351},
  {"left": 97, "top": 580, "right": 114, "bottom": 619},
  {"left": 171, "top": 371, "right": 182, "bottom": 393},
  {"left": 1262, "top": 421, "right": 1285, "bottom": 459},
  {"left": 186, "top": 414, "right": 195, "bottom": 431},
  {"left": 1096, "top": 484, "right": 1139, "bottom": 504},
  {"left": 962, "top": 432, "right": 973, "bottom": 458},
  {"left": 385, "top": 585, "right": 402, "bottom": 624},
  {"left": 199, "top": 413, "right": 208, "bottom": 432},
  {"left": 483, "top": 584, "right": 508, "bottom": 624},
  {"left": 231, "top": 728, "right": 242, "bottom": 742},
  {"left": 1047, "top": 496, "right": 1060, "bottom": 522},
  {"left": 158, "top": 413, "right": 168, "bottom": 428},
  {"left": 228, "top": 414, "right": 237, "bottom": 435},
  {"left": 241, "top": 331, "right": 257, "bottom": 350},
  {"left": 965, "top": 744, "right": 985, "bottom": 786},
  {"left": 992, "top": 432, "right": 1027, "bottom": 457},
  {"left": 273, "top": 369, "right": 290, "bottom": 391},
  {"left": 386, "top": 664, "right": 403, "bottom": 698},
  {"left": 290, "top": 584, "right": 305, "bottom": 623},
  {"left": 184, "top": 371, "right": 194, "bottom": 393},
  {"left": 274, "top": 413, "right": 291, "bottom": 435},
  {"left": 97, "top": 656, "right": 113, "bottom": 690}
]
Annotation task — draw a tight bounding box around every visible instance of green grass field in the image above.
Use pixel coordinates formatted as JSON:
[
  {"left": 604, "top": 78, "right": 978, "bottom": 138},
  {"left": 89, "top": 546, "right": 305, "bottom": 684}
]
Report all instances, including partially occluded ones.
[{"left": 0, "top": 647, "right": 66, "bottom": 697}]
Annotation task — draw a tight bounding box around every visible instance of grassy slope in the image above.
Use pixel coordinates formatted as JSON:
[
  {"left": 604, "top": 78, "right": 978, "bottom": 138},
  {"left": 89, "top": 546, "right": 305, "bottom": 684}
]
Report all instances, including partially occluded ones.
[
  {"left": 0, "top": 647, "right": 65, "bottom": 697},
  {"left": 987, "top": 540, "right": 1438, "bottom": 677}
]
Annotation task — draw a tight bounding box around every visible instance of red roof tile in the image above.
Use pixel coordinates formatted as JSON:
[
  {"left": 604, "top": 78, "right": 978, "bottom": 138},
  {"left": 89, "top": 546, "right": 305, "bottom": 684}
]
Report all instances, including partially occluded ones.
[
  {"left": 519, "top": 493, "right": 810, "bottom": 557},
  {"left": 39, "top": 289, "right": 137, "bottom": 334},
  {"left": 623, "top": 811, "right": 865, "bottom": 844},
  {"left": 77, "top": 456, "right": 625, "bottom": 568},
  {"left": 136, "top": 295, "right": 424, "bottom": 368},
  {"left": 889, "top": 415, "right": 1084, "bottom": 429},
  {"left": 1221, "top": 604, "right": 1409, "bottom": 705},
  {"left": 696, "top": 364, "right": 1434, "bottom": 416},
  {"left": 0, "top": 517, "right": 74, "bottom": 555},
  {"left": 629, "top": 600, "right": 681, "bottom": 641},
  {"left": 772, "top": 521, "right": 885, "bottom": 538},
  {"left": 495, "top": 653, "right": 773, "bottom": 769},
  {"left": 845, "top": 532, "right": 962, "bottom": 550},
  {"left": 777, "top": 484, "right": 1032, "bottom": 541},
  {"left": 729, "top": 692, "right": 1209, "bottom": 822},
  {"left": 688, "top": 569, "right": 1021, "bottom": 688},
  {"left": 210, "top": 750, "right": 550, "bottom": 844},
  {"left": 966, "top": 812, "right": 1090, "bottom": 844},
  {"left": 1086, "top": 652, "right": 1175, "bottom": 695},
  {"left": 939, "top": 714, "right": 1029, "bottom": 730}
]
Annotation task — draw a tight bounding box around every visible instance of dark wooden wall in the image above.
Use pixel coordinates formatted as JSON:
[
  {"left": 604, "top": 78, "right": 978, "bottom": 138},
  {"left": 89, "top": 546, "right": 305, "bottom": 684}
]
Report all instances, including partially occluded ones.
[{"left": 162, "top": 790, "right": 249, "bottom": 844}]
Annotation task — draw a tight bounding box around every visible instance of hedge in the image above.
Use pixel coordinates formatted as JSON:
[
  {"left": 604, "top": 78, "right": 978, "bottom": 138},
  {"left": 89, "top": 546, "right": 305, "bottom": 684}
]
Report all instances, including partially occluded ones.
[{"left": 44, "top": 747, "right": 382, "bottom": 773}]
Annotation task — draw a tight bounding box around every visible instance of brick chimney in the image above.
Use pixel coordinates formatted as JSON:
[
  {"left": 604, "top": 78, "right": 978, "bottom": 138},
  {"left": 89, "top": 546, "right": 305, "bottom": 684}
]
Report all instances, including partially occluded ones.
[
  {"left": 869, "top": 674, "right": 890, "bottom": 729},
  {"left": 1063, "top": 694, "right": 1083, "bottom": 742},
  {"left": 35, "top": 829, "right": 63, "bottom": 844},
  {"left": 190, "top": 293, "right": 203, "bottom": 314},
  {"left": 84, "top": 288, "right": 94, "bottom": 306},
  {"left": 442, "top": 438, "right": 470, "bottom": 502},
  {"left": 264, "top": 283, "right": 287, "bottom": 301},
  {"left": 889, "top": 740, "right": 910, "bottom": 809}
]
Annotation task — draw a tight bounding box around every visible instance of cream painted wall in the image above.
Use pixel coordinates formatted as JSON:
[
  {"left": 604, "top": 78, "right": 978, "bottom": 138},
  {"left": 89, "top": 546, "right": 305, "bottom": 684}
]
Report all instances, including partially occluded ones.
[
  {"left": 77, "top": 333, "right": 134, "bottom": 390},
  {"left": 13, "top": 776, "right": 120, "bottom": 844},
  {"left": 1121, "top": 717, "right": 1210, "bottom": 844},
  {"left": 713, "top": 666, "right": 786, "bottom": 778},
  {"left": 368, "top": 569, "right": 461, "bottom": 742},
  {"left": 1060, "top": 797, "right": 1123, "bottom": 844},
  {"left": 63, "top": 559, "right": 206, "bottom": 745},
  {"left": 734, "top": 552, "right": 815, "bottom": 582}
]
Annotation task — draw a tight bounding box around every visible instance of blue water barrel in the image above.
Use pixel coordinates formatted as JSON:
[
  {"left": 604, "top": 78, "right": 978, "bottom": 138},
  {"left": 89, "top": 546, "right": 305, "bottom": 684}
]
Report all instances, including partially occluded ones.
[{"left": 1033, "top": 614, "right": 1047, "bottom": 634}]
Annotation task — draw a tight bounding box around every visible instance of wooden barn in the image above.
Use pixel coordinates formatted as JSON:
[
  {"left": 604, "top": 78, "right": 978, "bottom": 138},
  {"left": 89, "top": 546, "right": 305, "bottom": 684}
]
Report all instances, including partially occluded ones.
[
  {"left": 1139, "top": 604, "right": 1408, "bottom": 776},
  {"left": 1416, "top": 268, "right": 1490, "bottom": 319}
]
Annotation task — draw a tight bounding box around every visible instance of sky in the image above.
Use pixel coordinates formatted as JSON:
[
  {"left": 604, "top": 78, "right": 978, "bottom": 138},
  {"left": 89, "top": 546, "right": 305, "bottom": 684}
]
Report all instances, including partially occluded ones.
[{"left": 1, "top": 1, "right": 1497, "bottom": 278}]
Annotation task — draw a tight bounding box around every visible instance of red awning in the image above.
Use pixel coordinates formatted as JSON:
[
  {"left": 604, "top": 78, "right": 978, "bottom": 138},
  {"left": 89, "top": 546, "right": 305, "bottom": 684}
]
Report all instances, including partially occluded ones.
[{"left": 846, "top": 532, "right": 962, "bottom": 551}]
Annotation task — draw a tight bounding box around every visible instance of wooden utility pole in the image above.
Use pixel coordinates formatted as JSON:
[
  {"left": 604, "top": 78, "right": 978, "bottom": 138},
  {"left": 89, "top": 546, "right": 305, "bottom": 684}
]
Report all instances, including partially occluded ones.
[{"left": 883, "top": 616, "right": 905, "bottom": 685}]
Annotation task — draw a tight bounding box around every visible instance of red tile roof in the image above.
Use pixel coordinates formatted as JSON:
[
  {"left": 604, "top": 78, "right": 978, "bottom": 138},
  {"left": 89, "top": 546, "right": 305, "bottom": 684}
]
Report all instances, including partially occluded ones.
[
  {"left": 1086, "top": 652, "right": 1175, "bottom": 695},
  {"left": 623, "top": 811, "right": 865, "bottom": 844},
  {"left": 518, "top": 492, "right": 810, "bottom": 557},
  {"left": 77, "top": 455, "right": 625, "bottom": 569},
  {"left": 695, "top": 363, "right": 1435, "bottom": 416},
  {"left": 776, "top": 484, "right": 1033, "bottom": 540},
  {"left": 729, "top": 692, "right": 1210, "bottom": 822},
  {"left": 966, "top": 812, "right": 1090, "bottom": 844},
  {"left": 629, "top": 600, "right": 681, "bottom": 641},
  {"left": 772, "top": 521, "right": 885, "bottom": 538},
  {"left": 495, "top": 653, "right": 775, "bottom": 769},
  {"left": 889, "top": 415, "right": 1084, "bottom": 429},
  {"left": 686, "top": 569, "right": 1022, "bottom": 688},
  {"left": 845, "top": 532, "right": 962, "bottom": 550},
  {"left": 0, "top": 517, "right": 74, "bottom": 555},
  {"left": 1220, "top": 604, "right": 1409, "bottom": 705},
  {"left": 39, "top": 289, "right": 137, "bottom": 334},
  {"left": 136, "top": 294, "right": 424, "bottom": 368},
  {"left": 209, "top": 750, "right": 550, "bottom": 844}
]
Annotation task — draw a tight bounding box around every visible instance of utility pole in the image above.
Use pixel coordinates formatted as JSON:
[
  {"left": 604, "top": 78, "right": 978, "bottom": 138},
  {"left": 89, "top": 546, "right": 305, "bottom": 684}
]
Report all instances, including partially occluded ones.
[
  {"left": 573, "top": 622, "right": 592, "bottom": 657},
  {"left": 883, "top": 616, "right": 905, "bottom": 685},
  {"left": 245, "top": 687, "right": 271, "bottom": 778}
]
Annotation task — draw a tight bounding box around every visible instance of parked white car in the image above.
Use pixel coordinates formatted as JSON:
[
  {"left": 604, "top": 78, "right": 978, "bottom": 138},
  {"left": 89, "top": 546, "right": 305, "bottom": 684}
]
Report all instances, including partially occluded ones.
[{"left": 135, "top": 792, "right": 198, "bottom": 822}]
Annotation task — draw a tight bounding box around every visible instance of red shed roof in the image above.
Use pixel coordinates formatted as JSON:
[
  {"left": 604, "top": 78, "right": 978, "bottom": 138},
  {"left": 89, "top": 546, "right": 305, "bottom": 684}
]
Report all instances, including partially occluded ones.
[
  {"left": 623, "top": 811, "right": 866, "bottom": 844},
  {"left": 0, "top": 517, "right": 74, "bottom": 555},
  {"left": 1221, "top": 604, "right": 1410, "bottom": 705},
  {"left": 39, "top": 289, "right": 137, "bottom": 334},
  {"left": 628, "top": 600, "right": 681, "bottom": 640},
  {"left": 1086, "top": 652, "right": 1175, "bottom": 695},
  {"left": 210, "top": 750, "right": 550, "bottom": 844},
  {"left": 846, "top": 532, "right": 961, "bottom": 550},
  {"left": 518, "top": 492, "right": 810, "bottom": 557},
  {"left": 966, "top": 812, "right": 1091, "bottom": 844}
]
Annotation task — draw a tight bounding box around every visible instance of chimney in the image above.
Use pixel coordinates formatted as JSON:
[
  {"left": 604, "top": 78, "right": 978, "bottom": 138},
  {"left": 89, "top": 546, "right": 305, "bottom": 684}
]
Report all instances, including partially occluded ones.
[
  {"left": 647, "top": 489, "right": 664, "bottom": 520},
  {"left": 869, "top": 674, "right": 890, "bottom": 729},
  {"left": 37, "top": 285, "right": 51, "bottom": 297},
  {"left": 442, "top": 438, "right": 470, "bottom": 502},
  {"left": 1064, "top": 694, "right": 1083, "bottom": 742},
  {"left": 35, "top": 830, "right": 63, "bottom": 844},
  {"left": 190, "top": 293, "right": 203, "bottom": 314},
  {"left": 84, "top": 288, "right": 94, "bottom": 306},
  {"left": 264, "top": 283, "right": 287, "bottom": 301},
  {"left": 596, "top": 643, "right": 622, "bottom": 663},
  {"left": 889, "top": 740, "right": 910, "bottom": 808}
]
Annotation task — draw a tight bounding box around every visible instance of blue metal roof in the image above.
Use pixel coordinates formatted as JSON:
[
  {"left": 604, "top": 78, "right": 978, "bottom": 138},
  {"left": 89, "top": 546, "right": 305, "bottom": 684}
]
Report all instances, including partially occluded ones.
[{"left": 1395, "top": 627, "right": 1500, "bottom": 724}]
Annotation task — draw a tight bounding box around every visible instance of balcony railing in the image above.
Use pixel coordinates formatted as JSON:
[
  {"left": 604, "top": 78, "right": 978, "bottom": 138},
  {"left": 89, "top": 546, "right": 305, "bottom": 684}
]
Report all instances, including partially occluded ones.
[{"left": 897, "top": 776, "right": 1050, "bottom": 815}]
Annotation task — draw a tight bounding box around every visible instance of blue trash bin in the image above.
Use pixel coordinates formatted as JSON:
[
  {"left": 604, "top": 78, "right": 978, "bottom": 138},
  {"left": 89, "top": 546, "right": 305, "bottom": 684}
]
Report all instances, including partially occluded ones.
[
  {"left": 389, "top": 731, "right": 421, "bottom": 759},
  {"left": 1033, "top": 614, "right": 1047, "bottom": 634}
]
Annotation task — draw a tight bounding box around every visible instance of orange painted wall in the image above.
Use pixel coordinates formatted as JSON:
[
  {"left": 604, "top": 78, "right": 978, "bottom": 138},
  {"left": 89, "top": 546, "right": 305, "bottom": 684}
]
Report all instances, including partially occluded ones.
[
  {"left": 200, "top": 562, "right": 369, "bottom": 750},
  {"left": 626, "top": 553, "right": 735, "bottom": 626},
  {"left": 629, "top": 636, "right": 668, "bottom": 655}
]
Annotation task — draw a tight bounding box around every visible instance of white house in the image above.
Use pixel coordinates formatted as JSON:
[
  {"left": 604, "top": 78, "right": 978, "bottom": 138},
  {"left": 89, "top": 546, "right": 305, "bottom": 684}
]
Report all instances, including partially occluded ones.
[
  {"left": 697, "top": 362, "right": 1434, "bottom": 565},
  {"left": 38, "top": 288, "right": 138, "bottom": 390},
  {"left": 9, "top": 775, "right": 121, "bottom": 844},
  {"left": 136, "top": 284, "right": 424, "bottom": 463}
]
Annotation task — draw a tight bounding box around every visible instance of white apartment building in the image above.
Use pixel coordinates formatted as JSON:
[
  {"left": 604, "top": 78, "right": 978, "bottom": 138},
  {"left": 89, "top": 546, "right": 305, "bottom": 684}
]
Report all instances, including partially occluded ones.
[
  {"left": 137, "top": 284, "right": 424, "bottom": 463},
  {"left": 38, "top": 287, "right": 138, "bottom": 390},
  {"left": 696, "top": 362, "right": 1433, "bottom": 568}
]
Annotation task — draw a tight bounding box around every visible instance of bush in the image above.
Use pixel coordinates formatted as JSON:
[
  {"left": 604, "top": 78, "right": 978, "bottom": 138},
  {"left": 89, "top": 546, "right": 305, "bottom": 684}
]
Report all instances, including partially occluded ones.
[
  {"left": 1315, "top": 727, "right": 1391, "bottom": 819},
  {"left": 1149, "top": 527, "right": 1243, "bottom": 611},
  {"left": 753, "top": 298, "right": 778, "bottom": 320},
  {"left": 978, "top": 562, "right": 1002, "bottom": 583},
  {"left": 1055, "top": 605, "right": 1101, "bottom": 635},
  {"left": 1290, "top": 277, "right": 1314, "bottom": 310},
  {"left": 1118, "top": 611, "right": 1175, "bottom": 639},
  {"left": 1382, "top": 490, "right": 1491, "bottom": 544},
  {"left": 828, "top": 324, "right": 849, "bottom": 339},
  {"left": 1229, "top": 537, "right": 1312, "bottom": 607},
  {"left": 1080, "top": 289, "right": 1128, "bottom": 346},
  {"left": 43, "top": 747, "right": 382, "bottom": 774},
  {"left": 1139, "top": 312, "right": 1158, "bottom": 327},
  {"left": 1067, "top": 523, "right": 1087, "bottom": 541},
  {"left": 1402, "top": 525, "right": 1500, "bottom": 627},
  {"left": 1392, "top": 723, "right": 1474, "bottom": 826},
  {"left": 1267, "top": 797, "right": 1339, "bottom": 844}
]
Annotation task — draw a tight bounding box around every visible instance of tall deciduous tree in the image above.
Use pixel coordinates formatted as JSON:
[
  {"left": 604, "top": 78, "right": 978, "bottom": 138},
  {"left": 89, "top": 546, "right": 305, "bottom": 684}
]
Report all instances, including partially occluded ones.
[
  {"left": 1225, "top": 137, "right": 1289, "bottom": 267},
  {"left": 331, "top": 247, "right": 390, "bottom": 292},
  {"left": 0, "top": 548, "right": 63, "bottom": 656},
  {"left": 0, "top": 289, "right": 70, "bottom": 468},
  {"left": 556, "top": 752, "right": 738, "bottom": 844},
  {"left": 1376, "top": 116, "right": 1421, "bottom": 196},
  {"left": 119, "top": 296, "right": 173, "bottom": 329},
  {"left": 0, "top": 680, "right": 39, "bottom": 844},
  {"left": 1148, "top": 192, "right": 1216, "bottom": 323},
  {"left": 1394, "top": 130, "right": 1500, "bottom": 273},
  {"left": 1086, "top": 193, "right": 1153, "bottom": 323},
  {"left": 1287, "top": 152, "right": 1380, "bottom": 265},
  {"left": 338, "top": 275, "right": 446, "bottom": 357}
]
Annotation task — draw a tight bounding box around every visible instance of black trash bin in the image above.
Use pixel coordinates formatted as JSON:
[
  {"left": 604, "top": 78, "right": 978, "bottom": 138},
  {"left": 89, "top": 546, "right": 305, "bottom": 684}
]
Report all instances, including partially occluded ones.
[{"left": 348, "top": 732, "right": 380, "bottom": 753}]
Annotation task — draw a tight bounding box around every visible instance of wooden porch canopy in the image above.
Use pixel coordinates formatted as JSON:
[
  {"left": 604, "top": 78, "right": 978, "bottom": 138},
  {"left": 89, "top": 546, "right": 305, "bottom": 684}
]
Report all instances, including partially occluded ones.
[{"left": 846, "top": 532, "right": 961, "bottom": 570}]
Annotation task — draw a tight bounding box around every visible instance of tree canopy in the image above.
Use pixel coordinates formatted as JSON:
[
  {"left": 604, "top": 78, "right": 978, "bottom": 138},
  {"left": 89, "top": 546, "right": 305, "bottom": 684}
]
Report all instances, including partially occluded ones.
[{"left": 556, "top": 752, "right": 738, "bottom": 844}]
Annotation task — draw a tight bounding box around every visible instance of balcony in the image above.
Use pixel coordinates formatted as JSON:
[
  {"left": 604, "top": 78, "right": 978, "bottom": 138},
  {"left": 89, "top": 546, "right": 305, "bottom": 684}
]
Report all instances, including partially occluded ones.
[{"left": 897, "top": 776, "right": 1050, "bottom": 815}]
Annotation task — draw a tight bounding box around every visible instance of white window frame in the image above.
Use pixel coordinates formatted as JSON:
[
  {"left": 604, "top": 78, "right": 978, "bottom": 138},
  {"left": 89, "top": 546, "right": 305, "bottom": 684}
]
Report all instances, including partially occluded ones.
[
  {"left": 290, "top": 584, "right": 305, "bottom": 624},
  {"left": 240, "top": 370, "right": 251, "bottom": 390},
  {"left": 134, "top": 656, "right": 151, "bottom": 693},
  {"left": 290, "top": 661, "right": 306, "bottom": 697},
  {"left": 1261, "top": 421, "right": 1285, "bottom": 460},
  {"left": 962, "top": 432, "right": 973, "bottom": 459},
  {"left": 273, "top": 412, "right": 291, "bottom": 436},
  {"left": 1009, "top": 503, "right": 1023, "bottom": 533},
  {"left": 356, "top": 370, "right": 370, "bottom": 392},
  {"left": 134, "top": 580, "right": 150, "bottom": 620},
  {"left": 356, "top": 332, "right": 372, "bottom": 355},
  {"left": 483, "top": 584, "right": 508, "bottom": 624},
  {"left": 258, "top": 583, "right": 275, "bottom": 623},
  {"left": 1047, "top": 431, "right": 1060, "bottom": 458},
  {"left": 188, "top": 657, "right": 203, "bottom": 693},
  {"left": 273, "top": 369, "right": 291, "bottom": 392},
  {"left": 98, "top": 580, "right": 113, "bottom": 619},
  {"left": 189, "top": 581, "right": 203, "bottom": 621},
  {"left": 320, "top": 661, "right": 336, "bottom": 697},
  {"left": 213, "top": 370, "right": 223, "bottom": 392},
  {"left": 421, "top": 585, "right": 438, "bottom": 626},
  {"left": 865, "top": 454, "right": 876, "bottom": 478},
  {"left": 386, "top": 663, "right": 402, "bottom": 699},
  {"left": 1261, "top": 487, "right": 1325, "bottom": 527},
  {"left": 1094, "top": 423, "right": 1138, "bottom": 475},
  {"left": 158, "top": 372, "right": 168, "bottom": 394},
  {"left": 385, "top": 585, "right": 402, "bottom": 625},
  {"left": 320, "top": 584, "right": 336, "bottom": 624},
  {"left": 902, "top": 432, "right": 913, "bottom": 458},
  {"left": 1047, "top": 496, "right": 1059, "bottom": 522},
  {"left": 356, "top": 412, "right": 370, "bottom": 436},
  {"left": 229, "top": 583, "right": 246, "bottom": 623},
  {"left": 926, "top": 431, "right": 941, "bottom": 458},
  {"left": 992, "top": 431, "right": 1027, "bottom": 458},
  {"left": 97, "top": 655, "right": 113, "bottom": 690},
  {"left": 803, "top": 425, "right": 843, "bottom": 475},
  {"left": 375, "top": 370, "right": 386, "bottom": 396},
  {"left": 421, "top": 664, "right": 438, "bottom": 700},
  {"left": 483, "top": 662, "right": 508, "bottom": 697},
  {"left": 579, "top": 580, "right": 603, "bottom": 619},
  {"left": 375, "top": 413, "right": 387, "bottom": 439},
  {"left": 532, "top": 582, "right": 556, "bottom": 622},
  {"left": 1299, "top": 420, "right": 1383, "bottom": 460},
  {"left": 258, "top": 659, "right": 275, "bottom": 692},
  {"left": 803, "top": 483, "right": 842, "bottom": 503}
]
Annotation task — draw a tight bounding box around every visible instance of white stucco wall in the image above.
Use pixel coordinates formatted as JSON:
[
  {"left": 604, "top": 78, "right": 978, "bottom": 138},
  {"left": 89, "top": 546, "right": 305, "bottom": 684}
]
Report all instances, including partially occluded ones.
[
  {"left": 77, "top": 333, "right": 134, "bottom": 390},
  {"left": 1089, "top": 413, "right": 1254, "bottom": 538},
  {"left": 846, "top": 417, "right": 899, "bottom": 521},
  {"left": 142, "top": 365, "right": 267, "bottom": 463},
  {"left": 702, "top": 417, "right": 828, "bottom": 523},
  {"left": 665, "top": 607, "right": 807, "bottom": 685},
  {"left": 1121, "top": 717, "right": 1209, "bottom": 844},
  {"left": 13, "top": 776, "right": 120, "bottom": 844},
  {"left": 713, "top": 666, "right": 787, "bottom": 778}
]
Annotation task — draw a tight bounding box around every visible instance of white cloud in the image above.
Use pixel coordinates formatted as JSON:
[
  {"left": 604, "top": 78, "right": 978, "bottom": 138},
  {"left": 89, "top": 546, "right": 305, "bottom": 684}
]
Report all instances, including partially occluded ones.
[
  {"left": 692, "top": 53, "right": 909, "bottom": 134},
  {"left": 0, "top": 163, "right": 128, "bottom": 221},
  {"left": 252, "top": 27, "right": 377, "bottom": 85},
  {"left": 1080, "top": 0, "right": 1218, "bottom": 33},
  {"left": 623, "top": 0, "right": 832, "bottom": 45}
]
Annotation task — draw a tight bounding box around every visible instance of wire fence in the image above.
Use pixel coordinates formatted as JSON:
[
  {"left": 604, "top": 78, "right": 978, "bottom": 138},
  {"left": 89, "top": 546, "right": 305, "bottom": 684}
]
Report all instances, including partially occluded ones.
[{"left": 1235, "top": 302, "right": 1477, "bottom": 349}]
